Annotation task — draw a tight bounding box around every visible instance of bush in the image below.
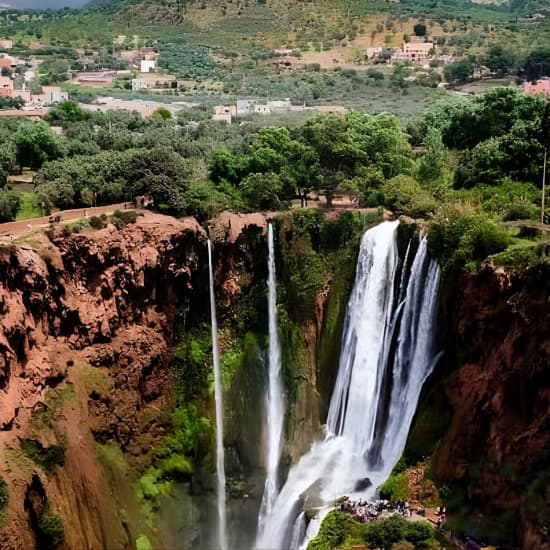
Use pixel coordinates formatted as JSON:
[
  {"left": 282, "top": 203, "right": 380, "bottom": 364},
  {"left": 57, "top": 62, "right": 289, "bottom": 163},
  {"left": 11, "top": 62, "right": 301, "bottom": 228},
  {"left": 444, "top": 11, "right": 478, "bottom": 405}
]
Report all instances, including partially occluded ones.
[
  {"left": 88, "top": 215, "right": 106, "bottom": 229},
  {"left": 381, "top": 175, "right": 437, "bottom": 217},
  {"left": 428, "top": 206, "right": 511, "bottom": 273},
  {"left": 111, "top": 209, "right": 139, "bottom": 225},
  {"left": 380, "top": 471, "right": 409, "bottom": 500},
  {"left": 0, "top": 476, "right": 8, "bottom": 519},
  {"left": 20, "top": 439, "right": 65, "bottom": 474},
  {"left": 38, "top": 512, "right": 64, "bottom": 547},
  {"left": 307, "top": 510, "right": 346, "bottom": 550},
  {"left": 136, "top": 534, "right": 153, "bottom": 550}
]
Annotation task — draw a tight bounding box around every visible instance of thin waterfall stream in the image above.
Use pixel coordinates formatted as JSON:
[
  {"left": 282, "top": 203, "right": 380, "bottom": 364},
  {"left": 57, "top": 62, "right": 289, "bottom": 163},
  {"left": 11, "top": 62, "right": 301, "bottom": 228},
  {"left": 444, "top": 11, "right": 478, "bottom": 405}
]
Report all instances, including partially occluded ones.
[
  {"left": 255, "top": 221, "right": 442, "bottom": 550},
  {"left": 207, "top": 239, "right": 227, "bottom": 550},
  {"left": 256, "top": 222, "right": 285, "bottom": 538}
]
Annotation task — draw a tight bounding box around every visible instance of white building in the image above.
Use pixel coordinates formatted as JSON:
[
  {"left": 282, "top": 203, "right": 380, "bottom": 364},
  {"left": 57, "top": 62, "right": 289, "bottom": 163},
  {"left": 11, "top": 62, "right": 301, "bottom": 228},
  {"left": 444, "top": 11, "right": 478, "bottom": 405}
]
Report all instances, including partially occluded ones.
[
  {"left": 42, "top": 86, "right": 68, "bottom": 105},
  {"left": 140, "top": 59, "right": 156, "bottom": 73},
  {"left": 212, "top": 105, "right": 236, "bottom": 124},
  {"left": 267, "top": 98, "right": 292, "bottom": 112},
  {"left": 236, "top": 99, "right": 258, "bottom": 116},
  {"left": 132, "top": 78, "right": 148, "bottom": 91},
  {"left": 254, "top": 104, "right": 271, "bottom": 115}
]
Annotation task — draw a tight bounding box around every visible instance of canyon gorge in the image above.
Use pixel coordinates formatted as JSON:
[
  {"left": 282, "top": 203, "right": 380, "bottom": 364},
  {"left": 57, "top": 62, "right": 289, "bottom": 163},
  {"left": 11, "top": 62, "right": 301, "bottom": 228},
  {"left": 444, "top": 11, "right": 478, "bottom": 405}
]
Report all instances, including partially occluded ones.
[{"left": 0, "top": 210, "right": 548, "bottom": 550}]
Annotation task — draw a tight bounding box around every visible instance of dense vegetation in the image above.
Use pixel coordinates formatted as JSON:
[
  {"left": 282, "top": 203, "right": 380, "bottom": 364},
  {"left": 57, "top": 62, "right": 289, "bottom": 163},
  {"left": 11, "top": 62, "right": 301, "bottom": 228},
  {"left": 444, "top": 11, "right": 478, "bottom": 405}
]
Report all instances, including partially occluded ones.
[
  {"left": 2, "top": 86, "right": 547, "bottom": 271},
  {"left": 307, "top": 510, "right": 436, "bottom": 550}
]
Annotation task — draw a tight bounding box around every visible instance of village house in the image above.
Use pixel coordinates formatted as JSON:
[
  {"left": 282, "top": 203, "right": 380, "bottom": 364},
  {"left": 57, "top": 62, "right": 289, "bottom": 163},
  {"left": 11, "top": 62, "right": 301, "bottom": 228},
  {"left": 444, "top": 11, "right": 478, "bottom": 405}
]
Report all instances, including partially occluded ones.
[
  {"left": 0, "top": 39, "right": 13, "bottom": 49},
  {"left": 524, "top": 78, "right": 550, "bottom": 97},
  {"left": 131, "top": 78, "right": 148, "bottom": 91},
  {"left": 212, "top": 105, "right": 236, "bottom": 124},
  {"left": 393, "top": 41, "right": 434, "bottom": 63},
  {"left": 140, "top": 59, "right": 156, "bottom": 73},
  {"left": 267, "top": 98, "right": 292, "bottom": 112},
  {"left": 117, "top": 47, "right": 159, "bottom": 68},
  {"left": 0, "top": 76, "right": 13, "bottom": 97},
  {"left": 0, "top": 56, "right": 15, "bottom": 71},
  {"left": 365, "top": 47, "right": 383, "bottom": 60},
  {"left": 254, "top": 104, "right": 271, "bottom": 115},
  {"left": 42, "top": 86, "right": 69, "bottom": 105},
  {"left": 13, "top": 89, "right": 31, "bottom": 103}
]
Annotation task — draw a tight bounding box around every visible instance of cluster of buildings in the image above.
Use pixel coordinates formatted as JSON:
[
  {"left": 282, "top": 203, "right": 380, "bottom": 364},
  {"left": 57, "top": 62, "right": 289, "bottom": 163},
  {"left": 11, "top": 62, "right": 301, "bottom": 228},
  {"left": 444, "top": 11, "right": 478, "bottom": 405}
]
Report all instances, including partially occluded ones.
[
  {"left": 365, "top": 39, "right": 439, "bottom": 66},
  {"left": 0, "top": 43, "right": 69, "bottom": 109},
  {"left": 212, "top": 99, "right": 347, "bottom": 123},
  {"left": 74, "top": 46, "right": 174, "bottom": 92}
]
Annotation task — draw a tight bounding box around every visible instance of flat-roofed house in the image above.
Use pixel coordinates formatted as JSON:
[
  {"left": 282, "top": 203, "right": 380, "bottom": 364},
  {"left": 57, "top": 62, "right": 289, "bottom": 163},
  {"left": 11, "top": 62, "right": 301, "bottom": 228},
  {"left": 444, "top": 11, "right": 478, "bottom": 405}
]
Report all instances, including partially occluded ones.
[
  {"left": 524, "top": 78, "right": 550, "bottom": 97},
  {"left": 0, "top": 76, "right": 13, "bottom": 97}
]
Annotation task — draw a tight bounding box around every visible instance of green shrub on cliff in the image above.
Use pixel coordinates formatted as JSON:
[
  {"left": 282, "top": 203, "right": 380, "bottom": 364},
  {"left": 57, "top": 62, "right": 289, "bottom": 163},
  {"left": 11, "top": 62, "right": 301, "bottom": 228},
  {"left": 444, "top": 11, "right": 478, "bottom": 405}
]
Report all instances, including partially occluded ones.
[
  {"left": 20, "top": 439, "right": 65, "bottom": 474},
  {"left": 135, "top": 402, "right": 213, "bottom": 528},
  {"left": 428, "top": 205, "right": 511, "bottom": 273},
  {"left": 307, "top": 510, "right": 346, "bottom": 550},
  {"left": 381, "top": 175, "right": 437, "bottom": 218},
  {"left": 38, "top": 511, "right": 64, "bottom": 547},
  {"left": 380, "top": 471, "right": 409, "bottom": 501},
  {"left": 0, "top": 476, "right": 8, "bottom": 524}
]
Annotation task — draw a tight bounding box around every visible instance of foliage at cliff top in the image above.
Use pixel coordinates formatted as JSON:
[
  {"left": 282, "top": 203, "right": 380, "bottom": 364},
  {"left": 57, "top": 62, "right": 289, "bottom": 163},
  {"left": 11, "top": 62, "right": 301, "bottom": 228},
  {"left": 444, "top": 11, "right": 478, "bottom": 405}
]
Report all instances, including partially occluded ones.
[{"left": 1, "top": 87, "right": 548, "bottom": 271}]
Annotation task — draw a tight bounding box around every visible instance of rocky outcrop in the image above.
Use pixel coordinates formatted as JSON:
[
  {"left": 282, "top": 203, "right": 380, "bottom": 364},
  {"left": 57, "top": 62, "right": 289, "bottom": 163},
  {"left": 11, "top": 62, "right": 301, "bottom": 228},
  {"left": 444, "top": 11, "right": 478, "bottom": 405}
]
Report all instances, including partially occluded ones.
[{"left": 433, "top": 265, "right": 550, "bottom": 549}]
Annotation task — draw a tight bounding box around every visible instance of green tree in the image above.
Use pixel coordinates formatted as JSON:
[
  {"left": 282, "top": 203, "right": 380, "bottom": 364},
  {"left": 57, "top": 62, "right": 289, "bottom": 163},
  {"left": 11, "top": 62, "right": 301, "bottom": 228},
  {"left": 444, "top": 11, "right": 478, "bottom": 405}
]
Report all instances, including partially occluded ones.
[
  {"left": 14, "top": 121, "right": 64, "bottom": 170},
  {"left": 302, "top": 115, "right": 359, "bottom": 206},
  {"left": 0, "top": 188, "right": 20, "bottom": 222},
  {"left": 483, "top": 45, "right": 515, "bottom": 76},
  {"left": 413, "top": 22, "right": 427, "bottom": 37},
  {"left": 444, "top": 58, "right": 474, "bottom": 84},
  {"left": 152, "top": 107, "right": 172, "bottom": 121},
  {"left": 240, "top": 172, "right": 284, "bottom": 211},
  {"left": 417, "top": 127, "right": 449, "bottom": 194},
  {"left": 46, "top": 101, "right": 87, "bottom": 124},
  {"left": 209, "top": 148, "right": 243, "bottom": 185},
  {"left": 381, "top": 175, "right": 437, "bottom": 216},
  {"left": 524, "top": 47, "right": 550, "bottom": 81},
  {"left": 247, "top": 127, "right": 319, "bottom": 205}
]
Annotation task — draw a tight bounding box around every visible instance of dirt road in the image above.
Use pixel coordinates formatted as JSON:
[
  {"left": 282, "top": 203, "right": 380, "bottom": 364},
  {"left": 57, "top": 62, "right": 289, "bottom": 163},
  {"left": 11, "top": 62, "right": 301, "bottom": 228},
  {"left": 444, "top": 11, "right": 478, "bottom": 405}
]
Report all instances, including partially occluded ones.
[{"left": 0, "top": 203, "right": 129, "bottom": 239}]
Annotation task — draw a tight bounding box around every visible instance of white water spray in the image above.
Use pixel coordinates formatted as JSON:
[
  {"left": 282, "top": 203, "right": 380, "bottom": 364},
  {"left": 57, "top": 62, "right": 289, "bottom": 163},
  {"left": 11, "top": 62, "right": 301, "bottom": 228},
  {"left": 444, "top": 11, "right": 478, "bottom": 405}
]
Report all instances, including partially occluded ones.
[
  {"left": 255, "top": 222, "right": 442, "bottom": 550},
  {"left": 207, "top": 240, "right": 227, "bottom": 550},
  {"left": 257, "top": 223, "right": 286, "bottom": 537}
]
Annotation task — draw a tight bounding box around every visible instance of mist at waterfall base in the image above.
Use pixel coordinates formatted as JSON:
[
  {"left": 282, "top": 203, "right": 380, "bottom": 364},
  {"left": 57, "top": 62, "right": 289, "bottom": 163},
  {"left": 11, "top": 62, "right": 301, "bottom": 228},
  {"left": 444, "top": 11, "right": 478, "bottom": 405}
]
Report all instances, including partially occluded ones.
[{"left": 255, "top": 221, "right": 442, "bottom": 550}]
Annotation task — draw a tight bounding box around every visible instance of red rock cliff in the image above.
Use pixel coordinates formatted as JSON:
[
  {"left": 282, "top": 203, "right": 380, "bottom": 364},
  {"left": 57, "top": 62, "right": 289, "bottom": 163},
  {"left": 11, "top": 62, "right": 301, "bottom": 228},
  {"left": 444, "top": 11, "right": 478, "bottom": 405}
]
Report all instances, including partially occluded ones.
[
  {"left": 434, "top": 265, "right": 550, "bottom": 549},
  {"left": 0, "top": 213, "right": 209, "bottom": 549}
]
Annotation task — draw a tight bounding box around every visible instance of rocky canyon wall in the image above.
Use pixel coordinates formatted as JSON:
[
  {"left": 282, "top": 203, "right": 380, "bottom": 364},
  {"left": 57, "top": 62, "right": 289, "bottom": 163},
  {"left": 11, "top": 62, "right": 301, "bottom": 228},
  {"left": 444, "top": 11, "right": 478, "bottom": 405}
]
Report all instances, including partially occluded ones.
[{"left": 410, "top": 264, "right": 549, "bottom": 549}]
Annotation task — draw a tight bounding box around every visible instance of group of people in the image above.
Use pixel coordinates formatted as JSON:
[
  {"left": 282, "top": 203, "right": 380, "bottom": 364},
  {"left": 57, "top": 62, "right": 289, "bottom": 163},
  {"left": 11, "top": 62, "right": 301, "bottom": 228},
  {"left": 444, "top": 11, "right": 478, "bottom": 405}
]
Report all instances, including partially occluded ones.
[
  {"left": 435, "top": 506, "right": 447, "bottom": 530},
  {"left": 338, "top": 496, "right": 413, "bottom": 524}
]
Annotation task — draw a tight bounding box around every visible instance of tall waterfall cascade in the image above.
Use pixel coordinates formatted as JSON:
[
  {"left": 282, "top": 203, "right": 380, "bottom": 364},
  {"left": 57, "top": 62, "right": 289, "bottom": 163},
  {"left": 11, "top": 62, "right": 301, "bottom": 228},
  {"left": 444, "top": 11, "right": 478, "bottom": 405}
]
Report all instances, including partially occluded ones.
[
  {"left": 255, "top": 221, "right": 442, "bottom": 550},
  {"left": 207, "top": 240, "right": 227, "bottom": 550},
  {"left": 256, "top": 223, "right": 286, "bottom": 538}
]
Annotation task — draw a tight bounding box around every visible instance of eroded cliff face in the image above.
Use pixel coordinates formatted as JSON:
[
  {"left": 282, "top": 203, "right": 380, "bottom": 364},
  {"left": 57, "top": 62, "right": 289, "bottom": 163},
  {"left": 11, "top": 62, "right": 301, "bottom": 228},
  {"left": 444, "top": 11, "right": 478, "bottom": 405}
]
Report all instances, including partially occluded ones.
[
  {"left": 433, "top": 265, "right": 550, "bottom": 549},
  {"left": 0, "top": 213, "right": 211, "bottom": 549},
  {"left": 0, "top": 210, "right": 343, "bottom": 550}
]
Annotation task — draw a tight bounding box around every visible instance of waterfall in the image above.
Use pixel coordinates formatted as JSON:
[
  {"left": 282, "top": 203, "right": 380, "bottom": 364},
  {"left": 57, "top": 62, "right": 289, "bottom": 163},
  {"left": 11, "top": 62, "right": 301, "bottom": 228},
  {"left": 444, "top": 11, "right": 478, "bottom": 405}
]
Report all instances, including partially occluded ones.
[
  {"left": 207, "top": 240, "right": 227, "bottom": 550},
  {"left": 256, "top": 223, "right": 286, "bottom": 537},
  {"left": 255, "top": 221, "right": 442, "bottom": 550}
]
